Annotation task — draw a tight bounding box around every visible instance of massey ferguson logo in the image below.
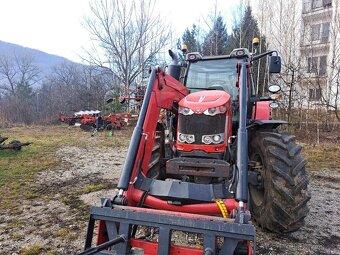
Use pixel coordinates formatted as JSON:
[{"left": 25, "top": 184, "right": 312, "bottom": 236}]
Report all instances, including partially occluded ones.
[{"left": 198, "top": 96, "right": 205, "bottom": 102}]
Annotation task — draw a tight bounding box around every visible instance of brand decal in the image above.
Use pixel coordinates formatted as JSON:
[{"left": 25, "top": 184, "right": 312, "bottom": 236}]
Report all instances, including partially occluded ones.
[{"left": 198, "top": 96, "right": 205, "bottom": 103}]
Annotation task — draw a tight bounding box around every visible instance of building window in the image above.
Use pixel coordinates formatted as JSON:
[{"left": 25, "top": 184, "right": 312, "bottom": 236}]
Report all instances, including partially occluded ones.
[
  {"left": 321, "top": 22, "right": 330, "bottom": 43},
  {"left": 307, "top": 57, "right": 318, "bottom": 73},
  {"left": 311, "top": 24, "right": 321, "bottom": 41},
  {"left": 322, "top": 0, "right": 332, "bottom": 7},
  {"left": 312, "top": 0, "right": 323, "bottom": 8},
  {"left": 309, "top": 88, "right": 322, "bottom": 101},
  {"left": 309, "top": 23, "right": 330, "bottom": 43},
  {"left": 307, "top": 56, "right": 327, "bottom": 75},
  {"left": 319, "top": 56, "right": 327, "bottom": 75}
]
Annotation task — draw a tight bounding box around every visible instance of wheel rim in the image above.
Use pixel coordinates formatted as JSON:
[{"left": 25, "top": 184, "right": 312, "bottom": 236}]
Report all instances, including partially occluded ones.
[{"left": 249, "top": 153, "right": 265, "bottom": 207}]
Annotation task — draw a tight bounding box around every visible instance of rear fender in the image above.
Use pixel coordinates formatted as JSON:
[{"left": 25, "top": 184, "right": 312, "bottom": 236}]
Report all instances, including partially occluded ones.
[
  {"left": 252, "top": 101, "right": 270, "bottom": 120},
  {"left": 251, "top": 120, "right": 288, "bottom": 130}
]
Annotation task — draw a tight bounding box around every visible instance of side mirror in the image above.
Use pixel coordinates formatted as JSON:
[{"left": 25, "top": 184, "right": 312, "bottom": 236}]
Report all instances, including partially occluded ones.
[{"left": 269, "top": 55, "right": 281, "bottom": 73}]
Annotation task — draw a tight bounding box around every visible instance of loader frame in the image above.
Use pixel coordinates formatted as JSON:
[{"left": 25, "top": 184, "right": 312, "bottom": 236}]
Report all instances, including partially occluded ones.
[{"left": 83, "top": 201, "right": 255, "bottom": 255}]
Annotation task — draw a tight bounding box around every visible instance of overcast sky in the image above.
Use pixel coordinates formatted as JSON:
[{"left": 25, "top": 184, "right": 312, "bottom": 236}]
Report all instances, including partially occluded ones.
[{"left": 0, "top": 0, "right": 242, "bottom": 63}]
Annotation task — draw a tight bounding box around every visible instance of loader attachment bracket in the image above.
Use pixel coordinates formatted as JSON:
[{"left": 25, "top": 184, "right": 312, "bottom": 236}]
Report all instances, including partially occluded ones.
[
  {"left": 83, "top": 203, "right": 256, "bottom": 255},
  {"left": 134, "top": 172, "right": 233, "bottom": 202}
]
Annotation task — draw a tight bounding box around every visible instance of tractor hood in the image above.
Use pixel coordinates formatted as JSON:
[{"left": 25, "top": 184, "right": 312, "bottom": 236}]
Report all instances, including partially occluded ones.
[{"left": 179, "top": 90, "right": 230, "bottom": 114}]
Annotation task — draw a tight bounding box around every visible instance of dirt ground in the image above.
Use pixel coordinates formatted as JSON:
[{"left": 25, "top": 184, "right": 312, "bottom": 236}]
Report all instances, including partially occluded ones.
[{"left": 0, "top": 128, "right": 339, "bottom": 255}]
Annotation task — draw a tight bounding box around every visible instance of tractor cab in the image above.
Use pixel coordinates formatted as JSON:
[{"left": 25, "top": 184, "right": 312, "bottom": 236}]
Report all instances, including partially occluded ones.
[
  {"left": 183, "top": 53, "right": 239, "bottom": 99},
  {"left": 182, "top": 50, "right": 252, "bottom": 133}
]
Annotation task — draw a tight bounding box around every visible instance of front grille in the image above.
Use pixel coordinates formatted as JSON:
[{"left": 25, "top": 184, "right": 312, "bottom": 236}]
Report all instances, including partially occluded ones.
[{"left": 178, "top": 113, "right": 226, "bottom": 145}]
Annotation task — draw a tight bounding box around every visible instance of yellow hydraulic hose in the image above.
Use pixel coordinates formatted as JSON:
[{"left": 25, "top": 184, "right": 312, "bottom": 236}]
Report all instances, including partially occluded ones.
[{"left": 215, "top": 199, "right": 228, "bottom": 218}]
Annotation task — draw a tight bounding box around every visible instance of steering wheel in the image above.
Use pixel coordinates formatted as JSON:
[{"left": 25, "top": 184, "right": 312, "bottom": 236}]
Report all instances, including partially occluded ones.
[{"left": 207, "top": 80, "right": 226, "bottom": 91}]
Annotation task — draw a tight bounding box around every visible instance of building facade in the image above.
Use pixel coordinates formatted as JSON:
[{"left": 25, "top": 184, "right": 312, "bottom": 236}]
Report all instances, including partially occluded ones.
[{"left": 300, "top": 0, "right": 338, "bottom": 106}]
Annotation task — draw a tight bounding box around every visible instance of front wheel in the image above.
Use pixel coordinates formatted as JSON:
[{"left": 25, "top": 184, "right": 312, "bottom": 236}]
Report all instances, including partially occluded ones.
[{"left": 248, "top": 131, "right": 311, "bottom": 233}]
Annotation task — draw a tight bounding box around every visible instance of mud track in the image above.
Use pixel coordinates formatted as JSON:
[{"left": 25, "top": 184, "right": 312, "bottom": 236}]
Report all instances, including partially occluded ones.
[{"left": 0, "top": 144, "right": 339, "bottom": 254}]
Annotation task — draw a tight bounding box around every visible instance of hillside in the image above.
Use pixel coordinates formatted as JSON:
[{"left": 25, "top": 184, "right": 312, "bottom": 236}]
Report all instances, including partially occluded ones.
[{"left": 0, "top": 40, "right": 78, "bottom": 77}]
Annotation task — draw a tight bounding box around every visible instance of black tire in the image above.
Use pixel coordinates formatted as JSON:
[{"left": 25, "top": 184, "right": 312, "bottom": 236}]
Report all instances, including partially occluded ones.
[
  {"left": 69, "top": 119, "right": 76, "bottom": 126},
  {"left": 248, "top": 131, "right": 311, "bottom": 233},
  {"left": 9, "top": 140, "right": 22, "bottom": 151},
  {"left": 146, "top": 123, "right": 165, "bottom": 179},
  {"left": 106, "top": 123, "right": 113, "bottom": 130},
  {"left": 80, "top": 122, "right": 95, "bottom": 132}
]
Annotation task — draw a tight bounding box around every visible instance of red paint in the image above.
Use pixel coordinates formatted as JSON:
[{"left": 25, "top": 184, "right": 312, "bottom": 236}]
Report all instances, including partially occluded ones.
[
  {"left": 252, "top": 101, "right": 270, "bottom": 120},
  {"left": 131, "top": 189, "right": 239, "bottom": 215},
  {"left": 129, "top": 239, "right": 203, "bottom": 255},
  {"left": 179, "top": 90, "right": 230, "bottom": 113},
  {"left": 125, "top": 71, "right": 189, "bottom": 205},
  {"left": 176, "top": 142, "right": 226, "bottom": 153},
  {"left": 96, "top": 220, "right": 108, "bottom": 244}
]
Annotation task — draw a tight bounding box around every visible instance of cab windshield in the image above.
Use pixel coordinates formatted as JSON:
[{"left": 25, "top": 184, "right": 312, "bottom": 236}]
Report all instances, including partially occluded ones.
[{"left": 185, "top": 58, "right": 239, "bottom": 100}]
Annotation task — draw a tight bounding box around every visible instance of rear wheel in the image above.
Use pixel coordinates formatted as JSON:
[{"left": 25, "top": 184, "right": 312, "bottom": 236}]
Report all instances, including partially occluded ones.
[
  {"left": 146, "top": 123, "right": 165, "bottom": 179},
  {"left": 69, "top": 119, "right": 76, "bottom": 126},
  {"left": 80, "top": 122, "right": 95, "bottom": 132},
  {"left": 248, "top": 131, "right": 310, "bottom": 233}
]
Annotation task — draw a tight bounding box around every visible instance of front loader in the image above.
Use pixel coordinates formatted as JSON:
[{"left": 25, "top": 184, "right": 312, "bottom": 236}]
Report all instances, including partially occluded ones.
[{"left": 81, "top": 40, "right": 310, "bottom": 255}]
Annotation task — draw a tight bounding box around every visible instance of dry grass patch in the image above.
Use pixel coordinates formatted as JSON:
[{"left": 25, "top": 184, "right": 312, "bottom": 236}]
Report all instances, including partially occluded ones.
[{"left": 302, "top": 143, "right": 340, "bottom": 171}]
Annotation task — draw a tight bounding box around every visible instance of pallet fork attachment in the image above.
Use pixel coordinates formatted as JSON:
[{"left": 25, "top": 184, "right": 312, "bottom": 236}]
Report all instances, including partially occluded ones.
[{"left": 82, "top": 199, "right": 256, "bottom": 255}]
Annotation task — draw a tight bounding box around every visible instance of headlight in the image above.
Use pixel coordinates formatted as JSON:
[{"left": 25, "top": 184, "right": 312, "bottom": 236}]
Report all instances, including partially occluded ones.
[
  {"left": 178, "top": 133, "right": 195, "bottom": 143},
  {"left": 213, "top": 134, "right": 222, "bottom": 142},
  {"left": 202, "top": 135, "right": 212, "bottom": 144},
  {"left": 178, "top": 133, "right": 186, "bottom": 143},
  {"left": 178, "top": 106, "right": 194, "bottom": 115},
  {"left": 186, "top": 135, "right": 195, "bottom": 144},
  {"left": 202, "top": 133, "right": 224, "bottom": 144},
  {"left": 204, "top": 105, "right": 227, "bottom": 116}
]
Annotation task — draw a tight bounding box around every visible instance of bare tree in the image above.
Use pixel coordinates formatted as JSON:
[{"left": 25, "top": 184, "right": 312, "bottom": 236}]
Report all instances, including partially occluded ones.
[
  {"left": 0, "top": 54, "right": 40, "bottom": 96},
  {"left": 36, "top": 62, "right": 115, "bottom": 124},
  {"left": 253, "top": 0, "right": 305, "bottom": 128},
  {"left": 0, "top": 54, "right": 41, "bottom": 124},
  {"left": 83, "top": 0, "right": 171, "bottom": 97}
]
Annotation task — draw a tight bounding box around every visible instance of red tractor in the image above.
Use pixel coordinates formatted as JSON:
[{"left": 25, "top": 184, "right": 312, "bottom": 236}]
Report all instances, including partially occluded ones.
[{"left": 81, "top": 42, "right": 310, "bottom": 255}]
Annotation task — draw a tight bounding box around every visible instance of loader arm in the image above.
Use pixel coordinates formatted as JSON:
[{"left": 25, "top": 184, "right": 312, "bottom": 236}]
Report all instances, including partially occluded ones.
[{"left": 117, "top": 67, "right": 189, "bottom": 202}]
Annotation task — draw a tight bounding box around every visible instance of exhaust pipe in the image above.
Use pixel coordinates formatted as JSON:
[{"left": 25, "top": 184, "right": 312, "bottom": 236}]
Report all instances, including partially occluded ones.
[{"left": 168, "top": 50, "right": 181, "bottom": 81}]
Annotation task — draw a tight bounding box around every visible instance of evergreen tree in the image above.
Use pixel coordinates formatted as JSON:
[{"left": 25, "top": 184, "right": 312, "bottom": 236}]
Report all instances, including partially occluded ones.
[
  {"left": 228, "top": 6, "right": 262, "bottom": 50},
  {"left": 181, "top": 24, "right": 201, "bottom": 53},
  {"left": 228, "top": 6, "right": 268, "bottom": 95},
  {"left": 15, "top": 80, "right": 35, "bottom": 124},
  {"left": 202, "top": 16, "right": 229, "bottom": 56}
]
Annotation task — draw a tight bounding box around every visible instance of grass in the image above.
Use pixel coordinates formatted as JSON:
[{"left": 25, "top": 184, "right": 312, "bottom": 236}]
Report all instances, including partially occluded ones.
[
  {"left": 0, "top": 126, "right": 71, "bottom": 211},
  {"left": 19, "top": 245, "right": 45, "bottom": 255},
  {"left": 81, "top": 183, "right": 107, "bottom": 194},
  {"left": 302, "top": 143, "right": 340, "bottom": 171},
  {"left": 0, "top": 124, "right": 129, "bottom": 254},
  {"left": 0, "top": 125, "right": 129, "bottom": 212}
]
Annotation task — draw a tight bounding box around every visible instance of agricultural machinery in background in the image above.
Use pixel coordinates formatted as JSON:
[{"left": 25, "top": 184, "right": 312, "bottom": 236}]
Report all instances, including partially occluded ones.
[
  {"left": 59, "top": 111, "right": 84, "bottom": 126},
  {"left": 0, "top": 136, "right": 31, "bottom": 150},
  {"left": 59, "top": 111, "right": 127, "bottom": 132},
  {"left": 81, "top": 39, "right": 310, "bottom": 255},
  {"left": 79, "top": 113, "right": 123, "bottom": 132}
]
